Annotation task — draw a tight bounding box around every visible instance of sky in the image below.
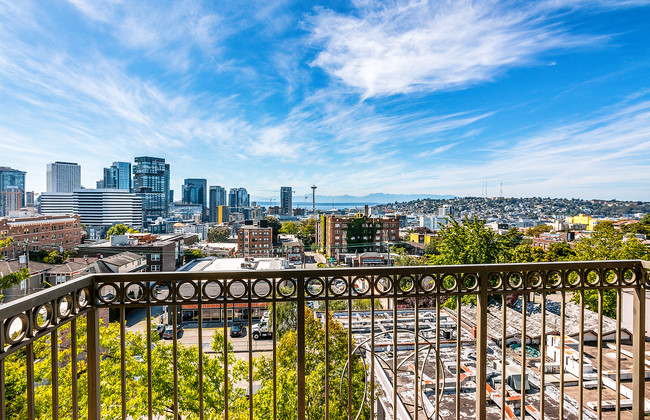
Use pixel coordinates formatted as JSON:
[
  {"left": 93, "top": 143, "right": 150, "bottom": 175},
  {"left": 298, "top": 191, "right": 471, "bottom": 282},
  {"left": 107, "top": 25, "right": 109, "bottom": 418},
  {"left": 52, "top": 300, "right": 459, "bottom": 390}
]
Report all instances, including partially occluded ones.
[{"left": 1, "top": 0, "right": 650, "bottom": 201}]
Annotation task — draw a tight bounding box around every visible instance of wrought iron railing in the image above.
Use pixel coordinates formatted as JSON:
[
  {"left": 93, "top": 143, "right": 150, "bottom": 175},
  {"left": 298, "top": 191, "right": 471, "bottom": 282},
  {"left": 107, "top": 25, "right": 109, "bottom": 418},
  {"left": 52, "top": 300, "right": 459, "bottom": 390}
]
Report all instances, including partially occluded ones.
[{"left": 1, "top": 260, "right": 648, "bottom": 419}]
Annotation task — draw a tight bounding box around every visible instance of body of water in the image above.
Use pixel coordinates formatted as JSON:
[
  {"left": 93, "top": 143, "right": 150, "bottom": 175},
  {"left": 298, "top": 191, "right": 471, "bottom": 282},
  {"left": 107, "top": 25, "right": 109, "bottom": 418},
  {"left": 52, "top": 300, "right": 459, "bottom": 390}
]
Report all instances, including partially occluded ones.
[{"left": 255, "top": 201, "right": 378, "bottom": 211}]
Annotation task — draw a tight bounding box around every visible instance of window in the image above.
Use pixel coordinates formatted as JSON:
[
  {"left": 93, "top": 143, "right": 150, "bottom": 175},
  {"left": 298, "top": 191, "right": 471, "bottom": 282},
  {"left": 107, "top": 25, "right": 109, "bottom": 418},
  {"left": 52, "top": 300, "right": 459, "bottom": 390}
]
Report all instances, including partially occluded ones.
[
  {"left": 151, "top": 254, "right": 161, "bottom": 261},
  {"left": 150, "top": 265, "right": 161, "bottom": 272}
]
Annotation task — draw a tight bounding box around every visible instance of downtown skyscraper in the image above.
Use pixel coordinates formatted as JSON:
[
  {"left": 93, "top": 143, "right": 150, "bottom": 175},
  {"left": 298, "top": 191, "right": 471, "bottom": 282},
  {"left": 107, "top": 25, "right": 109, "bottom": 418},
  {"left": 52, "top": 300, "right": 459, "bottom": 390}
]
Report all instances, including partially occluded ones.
[
  {"left": 182, "top": 178, "right": 207, "bottom": 222},
  {"left": 228, "top": 187, "right": 249, "bottom": 212},
  {"left": 0, "top": 166, "right": 26, "bottom": 216},
  {"left": 103, "top": 161, "right": 132, "bottom": 190},
  {"left": 133, "top": 156, "right": 170, "bottom": 224},
  {"left": 46, "top": 161, "right": 81, "bottom": 193},
  {"left": 209, "top": 185, "right": 227, "bottom": 223},
  {"left": 280, "top": 186, "right": 292, "bottom": 216}
]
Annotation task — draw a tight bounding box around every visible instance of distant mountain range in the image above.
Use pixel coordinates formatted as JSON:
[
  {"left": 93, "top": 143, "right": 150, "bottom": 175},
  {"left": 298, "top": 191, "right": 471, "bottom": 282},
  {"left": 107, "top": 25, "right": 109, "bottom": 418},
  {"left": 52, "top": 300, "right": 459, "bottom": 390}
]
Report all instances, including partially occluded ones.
[{"left": 252, "top": 193, "right": 453, "bottom": 204}]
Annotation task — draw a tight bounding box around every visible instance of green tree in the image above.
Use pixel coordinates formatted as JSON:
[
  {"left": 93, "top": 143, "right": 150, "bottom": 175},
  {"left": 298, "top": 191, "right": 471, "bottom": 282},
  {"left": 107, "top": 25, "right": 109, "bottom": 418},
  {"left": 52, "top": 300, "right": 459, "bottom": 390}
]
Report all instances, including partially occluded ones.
[
  {"left": 428, "top": 216, "right": 504, "bottom": 265},
  {"left": 572, "top": 222, "right": 649, "bottom": 317},
  {"left": 0, "top": 237, "right": 30, "bottom": 300},
  {"left": 525, "top": 224, "right": 552, "bottom": 238},
  {"left": 5, "top": 316, "right": 246, "bottom": 419},
  {"left": 265, "top": 216, "right": 282, "bottom": 244},
  {"left": 252, "top": 308, "right": 369, "bottom": 420},
  {"left": 297, "top": 218, "right": 317, "bottom": 246},
  {"left": 510, "top": 244, "right": 546, "bottom": 263},
  {"left": 207, "top": 226, "right": 231, "bottom": 242},
  {"left": 279, "top": 221, "right": 298, "bottom": 235},
  {"left": 184, "top": 249, "right": 205, "bottom": 263},
  {"left": 105, "top": 224, "right": 138, "bottom": 239},
  {"left": 544, "top": 241, "right": 575, "bottom": 261},
  {"left": 392, "top": 247, "right": 426, "bottom": 266},
  {"left": 423, "top": 241, "right": 437, "bottom": 256},
  {"left": 43, "top": 250, "right": 70, "bottom": 264}
]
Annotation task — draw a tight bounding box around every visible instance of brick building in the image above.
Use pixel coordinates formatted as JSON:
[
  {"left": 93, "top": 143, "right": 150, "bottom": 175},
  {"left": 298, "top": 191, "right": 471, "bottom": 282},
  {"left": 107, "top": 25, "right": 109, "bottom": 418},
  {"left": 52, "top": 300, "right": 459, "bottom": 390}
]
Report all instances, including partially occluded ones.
[
  {"left": 0, "top": 215, "right": 82, "bottom": 258},
  {"left": 237, "top": 225, "right": 273, "bottom": 257},
  {"left": 317, "top": 215, "right": 400, "bottom": 259}
]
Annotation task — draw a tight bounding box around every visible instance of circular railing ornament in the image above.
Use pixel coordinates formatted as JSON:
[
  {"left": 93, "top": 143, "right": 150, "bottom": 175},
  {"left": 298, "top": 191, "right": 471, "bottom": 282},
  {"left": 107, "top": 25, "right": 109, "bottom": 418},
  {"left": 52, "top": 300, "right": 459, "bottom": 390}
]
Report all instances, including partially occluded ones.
[
  {"left": 125, "top": 282, "right": 146, "bottom": 303},
  {"left": 97, "top": 283, "right": 119, "bottom": 304},
  {"left": 375, "top": 276, "right": 393, "bottom": 295},
  {"left": 33, "top": 304, "right": 53, "bottom": 331},
  {"left": 57, "top": 295, "right": 74, "bottom": 318},
  {"left": 202, "top": 280, "right": 223, "bottom": 300},
  {"left": 305, "top": 278, "right": 325, "bottom": 298},
  {"left": 177, "top": 281, "right": 198, "bottom": 301},
  {"left": 5, "top": 314, "right": 29, "bottom": 346},
  {"left": 252, "top": 278, "right": 273, "bottom": 299}
]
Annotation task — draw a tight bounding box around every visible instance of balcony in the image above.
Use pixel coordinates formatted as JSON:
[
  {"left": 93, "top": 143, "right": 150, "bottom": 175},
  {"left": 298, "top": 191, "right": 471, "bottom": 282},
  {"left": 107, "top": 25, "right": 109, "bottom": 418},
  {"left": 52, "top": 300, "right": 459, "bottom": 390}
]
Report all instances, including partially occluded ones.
[{"left": 1, "top": 260, "right": 648, "bottom": 419}]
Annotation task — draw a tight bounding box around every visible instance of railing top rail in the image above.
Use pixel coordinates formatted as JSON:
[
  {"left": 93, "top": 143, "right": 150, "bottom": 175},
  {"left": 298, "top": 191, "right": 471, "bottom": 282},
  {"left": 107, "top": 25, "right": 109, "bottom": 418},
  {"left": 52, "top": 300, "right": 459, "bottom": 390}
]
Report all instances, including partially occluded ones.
[
  {"left": 0, "top": 260, "right": 644, "bottom": 320},
  {"left": 0, "top": 274, "right": 94, "bottom": 321},
  {"left": 90, "top": 259, "right": 646, "bottom": 282}
]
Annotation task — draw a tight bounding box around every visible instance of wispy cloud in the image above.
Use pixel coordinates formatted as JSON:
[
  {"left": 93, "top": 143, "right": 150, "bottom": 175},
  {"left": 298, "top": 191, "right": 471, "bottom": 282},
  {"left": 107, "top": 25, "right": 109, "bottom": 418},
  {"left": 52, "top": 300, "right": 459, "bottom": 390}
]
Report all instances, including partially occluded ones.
[
  {"left": 390, "top": 97, "right": 650, "bottom": 199},
  {"left": 308, "top": 0, "right": 608, "bottom": 98},
  {"left": 66, "top": 0, "right": 224, "bottom": 71}
]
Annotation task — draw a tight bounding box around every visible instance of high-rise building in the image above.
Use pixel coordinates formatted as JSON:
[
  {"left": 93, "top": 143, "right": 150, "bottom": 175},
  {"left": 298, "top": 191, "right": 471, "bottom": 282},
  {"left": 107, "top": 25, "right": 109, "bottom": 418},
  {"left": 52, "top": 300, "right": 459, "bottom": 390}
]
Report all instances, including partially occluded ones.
[
  {"left": 228, "top": 187, "right": 249, "bottom": 212},
  {"left": 280, "top": 186, "right": 292, "bottom": 216},
  {"left": 40, "top": 189, "right": 143, "bottom": 240},
  {"left": 182, "top": 178, "right": 207, "bottom": 222},
  {"left": 133, "top": 156, "right": 170, "bottom": 224},
  {"left": 46, "top": 162, "right": 81, "bottom": 193},
  {"left": 0, "top": 167, "right": 26, "bottom": 216},
  {"left": 103, "top": 161, "right": 131, "bottom": 190},
  {"left": 39, "top": 193, "right": 74, "bottom": 214},
  {"left": 209, "top": 186, "right": 227, "bottom": 223},
  {"left": 25, "top": 191, "right": 35, "bottom": 208}
]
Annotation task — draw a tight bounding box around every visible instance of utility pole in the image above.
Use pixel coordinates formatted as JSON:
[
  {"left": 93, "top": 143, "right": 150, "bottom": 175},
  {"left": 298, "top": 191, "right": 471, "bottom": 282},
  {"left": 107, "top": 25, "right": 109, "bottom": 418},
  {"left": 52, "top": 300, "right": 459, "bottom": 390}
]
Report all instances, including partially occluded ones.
[
  {"left": 311, "top": 185, "right": 317, "bottom": 213},
  {"left": 22, "top": 239, "right": 30, "bottom": 296}
]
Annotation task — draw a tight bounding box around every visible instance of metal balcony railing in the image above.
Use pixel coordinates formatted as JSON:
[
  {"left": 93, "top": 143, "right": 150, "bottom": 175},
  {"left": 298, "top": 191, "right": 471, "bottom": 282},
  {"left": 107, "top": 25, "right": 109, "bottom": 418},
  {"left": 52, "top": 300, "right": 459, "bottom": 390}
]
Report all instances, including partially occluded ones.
[{"left": 0, "top": 260, "right": 648, "bottom": 419}]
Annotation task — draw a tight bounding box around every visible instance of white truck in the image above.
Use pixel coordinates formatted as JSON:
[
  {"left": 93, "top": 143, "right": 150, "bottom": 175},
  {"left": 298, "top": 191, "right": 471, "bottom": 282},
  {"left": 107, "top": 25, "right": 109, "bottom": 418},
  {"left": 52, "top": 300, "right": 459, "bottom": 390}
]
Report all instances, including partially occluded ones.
[{"left": 251, "top": 320, "right": 272, "bottom": 340}]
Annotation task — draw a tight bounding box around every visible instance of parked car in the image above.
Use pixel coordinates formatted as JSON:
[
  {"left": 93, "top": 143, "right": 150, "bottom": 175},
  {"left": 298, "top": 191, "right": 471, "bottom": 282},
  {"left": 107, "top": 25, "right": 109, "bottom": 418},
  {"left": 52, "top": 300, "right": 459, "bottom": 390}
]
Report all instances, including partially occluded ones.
[
  {"left": 162, "top": 325, "right": 183, "bottom": 339},
  {"left": 154, "top": 324, "right": 166, "bottom": 338},
  {"left": 230, "top": 324, "right": 244, "bottom": 338}
]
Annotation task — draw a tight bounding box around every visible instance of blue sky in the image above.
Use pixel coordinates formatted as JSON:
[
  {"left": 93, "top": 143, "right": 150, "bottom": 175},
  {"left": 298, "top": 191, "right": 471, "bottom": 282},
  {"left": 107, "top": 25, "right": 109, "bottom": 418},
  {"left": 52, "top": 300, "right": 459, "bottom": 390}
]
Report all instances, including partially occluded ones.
[{"left": 1, "top": 0, "right": 650, "bottom": 201}]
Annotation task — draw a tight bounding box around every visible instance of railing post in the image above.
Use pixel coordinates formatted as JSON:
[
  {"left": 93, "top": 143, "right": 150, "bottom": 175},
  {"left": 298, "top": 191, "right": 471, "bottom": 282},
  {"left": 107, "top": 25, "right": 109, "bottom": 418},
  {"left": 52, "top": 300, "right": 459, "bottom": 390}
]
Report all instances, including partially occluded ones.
[
  {"left": 475, "top": 269, "right": 488, "bottom": 419},
  {"left": 87, "top": 305, "right": 101, "bottom": 420},
  {"left": 297, "top": 276, "right": 305, "bottom": 420},
  {"left": 633, "top": 277, "right": 646, "bottom": 420}
]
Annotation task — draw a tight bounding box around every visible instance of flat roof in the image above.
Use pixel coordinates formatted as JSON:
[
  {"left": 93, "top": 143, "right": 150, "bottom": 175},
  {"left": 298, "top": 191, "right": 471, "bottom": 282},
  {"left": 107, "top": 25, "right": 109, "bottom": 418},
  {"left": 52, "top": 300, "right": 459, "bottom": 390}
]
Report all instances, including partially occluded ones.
[{"left": 178, "top": 257, "right": 288, "bottom": 272}]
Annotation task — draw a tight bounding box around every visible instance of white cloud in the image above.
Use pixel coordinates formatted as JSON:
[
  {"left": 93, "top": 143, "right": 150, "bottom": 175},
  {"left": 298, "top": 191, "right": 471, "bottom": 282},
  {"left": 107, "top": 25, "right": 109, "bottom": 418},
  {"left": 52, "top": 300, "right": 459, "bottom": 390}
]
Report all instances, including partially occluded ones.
[
  {"left": 66, "top": 0, "right": 224, "bottom": 70},
  {"left": 308, "top": 0, "right": 604, "bottom": 97}
]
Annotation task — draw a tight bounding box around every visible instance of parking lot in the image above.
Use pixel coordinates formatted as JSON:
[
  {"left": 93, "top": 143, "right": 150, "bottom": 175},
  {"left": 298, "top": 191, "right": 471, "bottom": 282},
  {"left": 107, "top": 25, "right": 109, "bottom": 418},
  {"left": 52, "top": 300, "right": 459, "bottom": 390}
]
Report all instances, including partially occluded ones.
[{"left": 126, "top": 307, "right": 274, "bottom": 361}]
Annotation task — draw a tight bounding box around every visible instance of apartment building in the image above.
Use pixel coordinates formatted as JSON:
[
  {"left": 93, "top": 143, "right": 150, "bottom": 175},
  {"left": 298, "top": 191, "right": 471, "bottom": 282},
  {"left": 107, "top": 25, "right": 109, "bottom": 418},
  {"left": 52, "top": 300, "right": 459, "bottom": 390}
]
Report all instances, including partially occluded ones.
[
  {"left": 0, "top": 214, "right": 82, "bottom": 257},
  {"left": 317, "top": 214, "right": 400, "bottom": 259},
  {"left": 237, "top": 225, "right": 273, "bottom": 257}
]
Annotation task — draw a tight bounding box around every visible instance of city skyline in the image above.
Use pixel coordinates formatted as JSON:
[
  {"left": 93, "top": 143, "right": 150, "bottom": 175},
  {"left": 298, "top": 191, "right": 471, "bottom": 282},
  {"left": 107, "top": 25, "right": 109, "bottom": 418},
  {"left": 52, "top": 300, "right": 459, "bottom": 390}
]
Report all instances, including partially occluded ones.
[{"left": 1, "top": 1, "right": 649, "bottom": 200}]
